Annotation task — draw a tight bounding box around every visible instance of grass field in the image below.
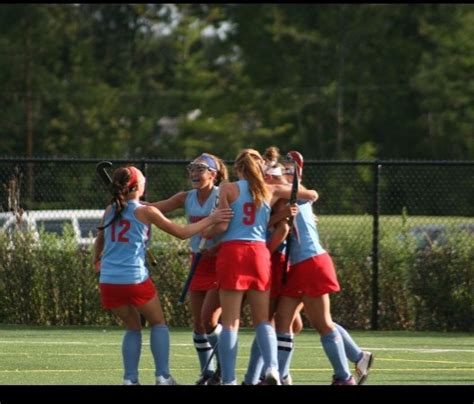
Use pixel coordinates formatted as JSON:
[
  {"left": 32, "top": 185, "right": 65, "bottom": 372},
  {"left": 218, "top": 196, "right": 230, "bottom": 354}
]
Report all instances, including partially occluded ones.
[{"left": 0, "top": 325, "right": 472, "bottom": 386}]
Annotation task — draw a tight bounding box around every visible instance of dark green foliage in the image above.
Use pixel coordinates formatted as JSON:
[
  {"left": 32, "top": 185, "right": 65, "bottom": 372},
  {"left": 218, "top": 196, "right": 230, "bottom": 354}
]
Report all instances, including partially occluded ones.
[
  {"left": 0, "top": 227, "right": 111, "bottom": 325},
  {"left": 407, "top": 229, "right": 473, "bottom": 331},
  {"left": 1, "top": 220, "right": 471, "bottom": 331},
  {"left": 0, "top": 4, "right": 473, "bottom": 160}
]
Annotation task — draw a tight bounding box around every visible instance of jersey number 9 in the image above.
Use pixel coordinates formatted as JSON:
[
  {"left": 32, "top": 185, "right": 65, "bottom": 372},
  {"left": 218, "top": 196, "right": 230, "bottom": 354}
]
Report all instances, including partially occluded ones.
[{"left": 242, "top": 202, "right": 256, "bottom": 225}]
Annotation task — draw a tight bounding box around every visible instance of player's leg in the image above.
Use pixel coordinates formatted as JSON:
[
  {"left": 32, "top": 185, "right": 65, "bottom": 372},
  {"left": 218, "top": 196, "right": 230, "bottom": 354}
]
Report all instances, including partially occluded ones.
[
  {"left": 201, "top": 288, "right": 222, "bottom": 384},
  {"left": 334, "top": 323, "right": 374, "bottom": 385},
  {"left": 274, "top": 296, "right": 301, "bottom": 384},
  {"left": 218, "top": 289, "right": 245, "bottom": 385},
  {"left": 247, "top": 289, "right": 280, "bottom": 385},
  {"left": 138, "top": 293, "right": 177, "bottom": 385},
  {"left": 112, "top": 304, "right": 142, "bottom": 385},
  {"left": 303, "top": 294, "right": 355, "bottom": 385}
]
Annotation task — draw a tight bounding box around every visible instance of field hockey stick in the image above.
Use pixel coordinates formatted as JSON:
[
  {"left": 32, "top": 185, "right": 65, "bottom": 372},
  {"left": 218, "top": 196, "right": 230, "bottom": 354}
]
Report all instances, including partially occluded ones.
[
  {"left": 96, "top": 161, "right": 113, "bottom": 187},
  {"left": 95, "top": 161, "right": 158, "bottom": 267},
  {"left": 178, "top": 193, "right": 220, "bottom": 304},
  {"left": 282, "top": 151, "right": 304, "bottom": 284},
  {"left": 199, "top": 341, "right": 219, "bottom": 382}
]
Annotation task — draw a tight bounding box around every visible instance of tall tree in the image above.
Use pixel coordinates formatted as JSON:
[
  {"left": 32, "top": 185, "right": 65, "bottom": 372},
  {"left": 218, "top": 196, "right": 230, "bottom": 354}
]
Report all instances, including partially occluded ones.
[
  {"left": 412, "top": 5, "right": 474, "bottom": 159},
  {"left": 0, "top": 4, "right": 472, "bottom": 160}
]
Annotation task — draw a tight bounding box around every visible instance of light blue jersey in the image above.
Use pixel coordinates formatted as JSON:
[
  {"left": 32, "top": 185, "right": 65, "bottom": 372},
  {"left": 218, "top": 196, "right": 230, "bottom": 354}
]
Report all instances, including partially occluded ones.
[
  {"left": 100, "top": 200, "right": 150, "bottom": 284},
  {"left": 221, "top": 180, "right": 270, "bottom": 242},
  {"left": 185, "top": 186, "right": 219, "bottom": 252},
  {"left": 289, "top": 200, "right": 326, "bottom": 265}
]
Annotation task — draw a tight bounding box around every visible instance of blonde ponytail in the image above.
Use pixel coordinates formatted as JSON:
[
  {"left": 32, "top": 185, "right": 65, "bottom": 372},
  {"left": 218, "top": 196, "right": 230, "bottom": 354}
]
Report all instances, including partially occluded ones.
[{"left": 234, "top": 149, "right": 270, "bottom": 208}]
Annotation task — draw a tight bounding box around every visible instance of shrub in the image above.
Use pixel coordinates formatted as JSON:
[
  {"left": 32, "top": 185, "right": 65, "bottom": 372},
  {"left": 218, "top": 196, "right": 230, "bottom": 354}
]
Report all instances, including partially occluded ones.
[{"left": 0, "top": 218, "right": 472, "bottom": 331}]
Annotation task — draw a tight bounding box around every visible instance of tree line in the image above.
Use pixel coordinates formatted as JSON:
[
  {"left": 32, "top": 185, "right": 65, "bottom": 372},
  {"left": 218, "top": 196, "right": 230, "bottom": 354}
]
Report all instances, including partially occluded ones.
[{"left": 0, "top": 4, "right": 472, "bottom": 160}]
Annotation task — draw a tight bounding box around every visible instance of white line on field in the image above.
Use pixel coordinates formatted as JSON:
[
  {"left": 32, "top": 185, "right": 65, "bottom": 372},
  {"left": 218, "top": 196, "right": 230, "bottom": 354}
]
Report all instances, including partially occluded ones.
[{"left": 0, "top": 340, "right": 472, "bottom": 353}]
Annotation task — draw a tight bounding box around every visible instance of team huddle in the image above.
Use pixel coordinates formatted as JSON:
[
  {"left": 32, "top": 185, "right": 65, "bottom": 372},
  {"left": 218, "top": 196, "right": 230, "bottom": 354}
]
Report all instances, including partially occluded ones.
[{"left": 92, "top": 147, "right": 374, "bottom": 386}]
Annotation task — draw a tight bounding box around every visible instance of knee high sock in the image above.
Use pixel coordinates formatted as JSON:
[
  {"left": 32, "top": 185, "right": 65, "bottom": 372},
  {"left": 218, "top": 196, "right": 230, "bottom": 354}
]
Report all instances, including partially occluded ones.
[
  {"left": 206, "top": 323, "right": 222, "bottom": 349},
  {"left": 244, "top": 336, "right": 264, "bottom": 385},
  {"left": 206, "top": 323, "right": 222, "bottom": 371},
  {"left": 334, "top": 323, "right": 363, "bottom": 363},
  {"left": 277, "top": 332, "right": 294, "bottom": 380},
  {"left": 255, "top": 321, "right": 278, "bottom": 371},
  {"left": 320, "top": 329, "right": 351, "bottom": 381},
  {"left": 150, "top": 324, "right": 170, "bottom": 378},
  {"left": 122, "top": 330, "right": 142, "bottom": 382},
  {"left": 218, "top": 327, "right": 238, "bottom": 384},
  {"left": 193, "top": 332, "right": 215, "bottom": 374}
]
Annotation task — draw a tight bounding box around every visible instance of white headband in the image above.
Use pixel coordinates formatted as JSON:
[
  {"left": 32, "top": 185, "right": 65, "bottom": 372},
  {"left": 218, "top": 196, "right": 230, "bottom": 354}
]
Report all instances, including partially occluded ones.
[{"left": 265, "top": 166, "right": 282, "bottom": 176}]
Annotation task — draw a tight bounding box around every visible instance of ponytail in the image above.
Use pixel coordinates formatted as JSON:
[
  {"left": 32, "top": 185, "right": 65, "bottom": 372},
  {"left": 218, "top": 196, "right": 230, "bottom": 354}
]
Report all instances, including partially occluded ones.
[{"left": 234, "top": 149, "right": 269, "bottom": 208}]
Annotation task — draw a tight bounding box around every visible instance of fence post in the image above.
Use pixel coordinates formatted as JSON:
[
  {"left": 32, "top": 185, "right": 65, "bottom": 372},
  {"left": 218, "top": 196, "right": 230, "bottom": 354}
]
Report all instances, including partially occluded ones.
[{"left": 371, "top": 161, "right": 381, "bottom": 330}]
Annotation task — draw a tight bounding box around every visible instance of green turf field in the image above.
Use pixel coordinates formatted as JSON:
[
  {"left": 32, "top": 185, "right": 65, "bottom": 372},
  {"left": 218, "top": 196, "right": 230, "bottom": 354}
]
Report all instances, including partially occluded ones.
[{"left": 0, "top": 325, "right": 472, "bottom": 385}]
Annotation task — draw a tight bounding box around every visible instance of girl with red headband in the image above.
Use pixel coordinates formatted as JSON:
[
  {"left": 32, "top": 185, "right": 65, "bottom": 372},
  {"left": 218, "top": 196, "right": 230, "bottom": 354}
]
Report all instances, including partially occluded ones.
[{"left": 93, "top": 165, "right": 233, "bottom": 385}]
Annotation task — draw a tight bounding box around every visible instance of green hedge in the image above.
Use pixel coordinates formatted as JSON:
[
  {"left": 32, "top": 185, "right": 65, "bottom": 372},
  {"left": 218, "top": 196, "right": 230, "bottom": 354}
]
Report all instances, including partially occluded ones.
[{"left": 0, "top": 220, "right": 472, "bottom": 331}]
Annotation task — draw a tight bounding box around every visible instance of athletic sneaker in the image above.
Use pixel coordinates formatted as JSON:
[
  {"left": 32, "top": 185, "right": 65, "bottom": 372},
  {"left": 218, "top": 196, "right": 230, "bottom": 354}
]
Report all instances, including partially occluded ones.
[
  {"left": 355, "top": 351, "right": 374, "bottom": 385},
  {"left": 195, "top": 372, "right": 213, "bottom": 385},
  {"left": 196, "top": 370, "right": 220, "bottom": 385},
  {"left": 243, "top": 376, "right": 265, "bottom": 385},
  {"left": 264, "top": 367, "right": 281, "bottom": 385},
  {"left": 156, "top": 375, "right": 178, "bottom": 385},
  {"left": 281, "top": 374, "right": 293, "bottom": 385},
  {"left": 331, "top": 375, "right": 356, "bottom": 385},
  {"left": 123, "top": 379, "right": 140, "bottom": 385},
  {"left": 221, "top": 380, "right": 237, "bottom": 385},
  {"left": 207, "top": 370, "right": 221, "bottom": 385}
]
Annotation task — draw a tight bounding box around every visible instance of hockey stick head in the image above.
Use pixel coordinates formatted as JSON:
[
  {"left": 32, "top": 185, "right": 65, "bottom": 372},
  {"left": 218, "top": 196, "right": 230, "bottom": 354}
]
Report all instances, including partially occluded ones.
[
  {"left": 96, "top": 161, "right": 113, "bottom": 186},
  {"left": 289, "top": 163, "right": 299, "bottom": 204},
  {"left": 285, "top": 151, "right": 304, "bottom": 178}
]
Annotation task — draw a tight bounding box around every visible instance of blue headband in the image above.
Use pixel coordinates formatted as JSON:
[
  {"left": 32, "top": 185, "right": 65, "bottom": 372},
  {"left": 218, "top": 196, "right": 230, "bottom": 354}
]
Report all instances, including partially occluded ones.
[{"left": 194, "top": 154, "right": 217, "bottom": 171}]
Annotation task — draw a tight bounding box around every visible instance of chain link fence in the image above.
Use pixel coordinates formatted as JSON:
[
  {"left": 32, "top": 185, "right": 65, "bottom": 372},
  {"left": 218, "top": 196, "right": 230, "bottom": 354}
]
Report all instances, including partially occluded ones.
[{"left": 0, "top": 157, "right": 472, "bottom": 330}]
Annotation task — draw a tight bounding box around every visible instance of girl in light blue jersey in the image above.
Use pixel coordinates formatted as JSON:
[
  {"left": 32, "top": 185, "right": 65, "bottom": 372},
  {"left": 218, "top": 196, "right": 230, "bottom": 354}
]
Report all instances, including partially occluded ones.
[
  {"left": 274, "top": 155, "right": 374, "bottom": 386},
  {"left": 202, "top": 149, "right": 318, "bottom": 385},
  {"left": 149, "top": 153, "right": 228, "bottom": 385},
  {"left": 93, "top": 165, "right": 233, "bottom": 385},
  {"left": 243, "top": 146, "right": 303, "bottom": 386}
]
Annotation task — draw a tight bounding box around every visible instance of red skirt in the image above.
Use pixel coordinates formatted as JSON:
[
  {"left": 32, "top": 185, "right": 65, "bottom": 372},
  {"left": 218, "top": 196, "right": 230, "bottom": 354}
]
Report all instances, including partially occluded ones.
[
  {"left": 270, "top": 251, "right": 286, "bottom": 299},
  {"left": 189, "top": 253, "right": 218, "bottom": 291},
  {"left": 100, "top": 277, "right": 156, "bottom": 309},
  {"left": 216, "top": 241, "right": 271, "bottom": 291},
  {"left": 280, "top": 253, "right": 340, "bottom": 298}
]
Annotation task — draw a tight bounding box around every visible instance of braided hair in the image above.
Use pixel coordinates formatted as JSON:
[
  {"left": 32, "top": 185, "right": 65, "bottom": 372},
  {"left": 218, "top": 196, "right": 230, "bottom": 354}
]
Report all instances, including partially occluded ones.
[{"left": 98, "top": 166, "right": 141, "bottom": 230}]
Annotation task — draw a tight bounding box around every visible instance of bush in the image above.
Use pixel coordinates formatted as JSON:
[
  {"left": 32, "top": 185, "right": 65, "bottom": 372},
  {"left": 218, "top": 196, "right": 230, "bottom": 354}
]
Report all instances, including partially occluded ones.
[
  {"left": 408, "top": 228, "right": 473, "bottom": 331},
  {"left": 0, "top": 219, "right": 472, "bottom": 331}
]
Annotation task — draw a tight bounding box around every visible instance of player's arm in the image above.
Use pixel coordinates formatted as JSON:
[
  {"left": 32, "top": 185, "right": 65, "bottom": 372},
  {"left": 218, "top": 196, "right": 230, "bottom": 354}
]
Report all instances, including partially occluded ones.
[
  {"left": 268, "top": 202, "right": 299, "bottom": 228},
  {"left": 139, "top": 205, "right": 233, "bottom": 240},
  {"left": 272, "top": 183, "right": 318, "bottom": 203},
  {"left": 144, "top": 191, "right": 187, "bottom": 214},
  {"left": 92, "top": 206, "right": 111, "bottom": 270},
  {"left": 92, "top": 229, "right": 104, "bottom": 270},
  {"left": 201, "top": 182, "right": 234, "bottom": 239},
  {"left": 267, "top": 220, "right": 289, "bottom": 254}
]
